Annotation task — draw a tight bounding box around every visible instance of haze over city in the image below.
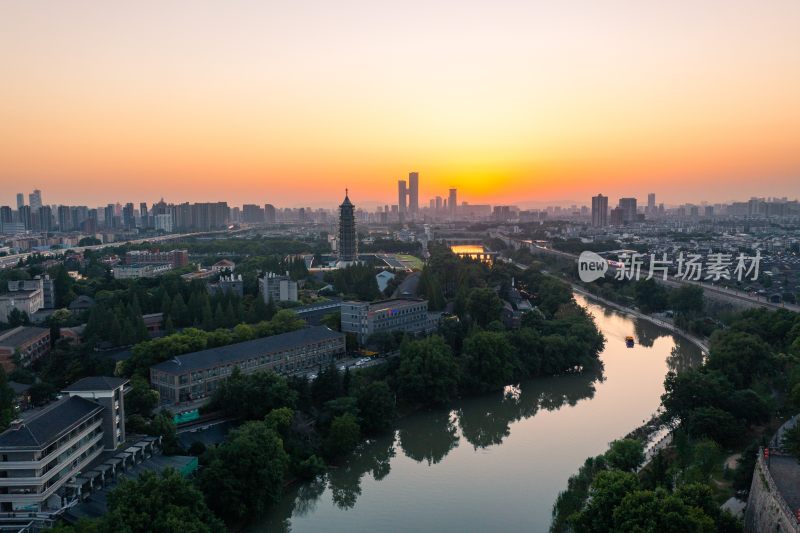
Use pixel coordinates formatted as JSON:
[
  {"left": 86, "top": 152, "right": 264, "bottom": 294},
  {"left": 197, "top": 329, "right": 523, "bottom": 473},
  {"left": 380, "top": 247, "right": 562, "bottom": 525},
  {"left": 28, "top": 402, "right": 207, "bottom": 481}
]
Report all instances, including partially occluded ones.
[{"left": 2, "top": 0, "right": 799, "bottom": 207}]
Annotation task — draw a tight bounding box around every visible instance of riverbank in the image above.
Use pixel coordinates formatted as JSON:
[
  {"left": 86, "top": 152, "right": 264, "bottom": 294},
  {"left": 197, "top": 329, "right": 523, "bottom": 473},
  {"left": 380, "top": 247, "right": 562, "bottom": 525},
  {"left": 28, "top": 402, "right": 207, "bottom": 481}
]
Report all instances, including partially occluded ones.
[
  {"left": 571, "top": 284, "right": 710, "bottom": 355},
  {"left": 261, "top": 294, "right": 704, "bottom": 532}
]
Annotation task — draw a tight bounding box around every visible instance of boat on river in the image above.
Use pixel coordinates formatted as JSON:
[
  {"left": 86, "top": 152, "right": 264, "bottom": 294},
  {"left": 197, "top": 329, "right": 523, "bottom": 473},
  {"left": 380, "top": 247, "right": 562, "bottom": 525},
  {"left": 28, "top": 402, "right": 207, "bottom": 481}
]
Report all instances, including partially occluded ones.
[{"left": 625, "top": 335, "right": 635, "bottom": 347}]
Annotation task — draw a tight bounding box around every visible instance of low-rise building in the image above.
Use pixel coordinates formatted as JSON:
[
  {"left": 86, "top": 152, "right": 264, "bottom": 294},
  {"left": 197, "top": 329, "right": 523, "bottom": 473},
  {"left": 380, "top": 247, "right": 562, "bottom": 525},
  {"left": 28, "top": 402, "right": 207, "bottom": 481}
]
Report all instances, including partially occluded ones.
[
  {"left": 112, "top": 263, "right": 172, "bottom": 280},
  {"left": 124, "top": 249, "right": 188, "bottom": 268},
  {"left": 340, "top": 298, "right": 434, "bottom": 344},
  {"left": 207, "top": 274, "right": 244, "bottom": 298},
  {"left": 150, "top": 326, "right": 345, "bottom": 405},
  {"left": 0, "top": 376, "right": 128, "bottom": 514},
  {"left": 259, "top": 272, "right": 298, "bottom": 303},
  {"left": 0, "top": 279, "right": 47, "bottom": 322},
  {"left": 211, "top": 259, "right": 236, "bottom": 273},
  {"left": 0, "top": 327, "right": 51, "bottom": 371}
]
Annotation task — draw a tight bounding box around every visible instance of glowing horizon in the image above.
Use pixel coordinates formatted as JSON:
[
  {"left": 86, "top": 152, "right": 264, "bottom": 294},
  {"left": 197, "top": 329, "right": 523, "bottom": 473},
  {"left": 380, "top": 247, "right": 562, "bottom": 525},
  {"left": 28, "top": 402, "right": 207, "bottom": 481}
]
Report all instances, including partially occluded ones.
[{"left": 1, "top": 0, "right": 799, "bottom": 208}]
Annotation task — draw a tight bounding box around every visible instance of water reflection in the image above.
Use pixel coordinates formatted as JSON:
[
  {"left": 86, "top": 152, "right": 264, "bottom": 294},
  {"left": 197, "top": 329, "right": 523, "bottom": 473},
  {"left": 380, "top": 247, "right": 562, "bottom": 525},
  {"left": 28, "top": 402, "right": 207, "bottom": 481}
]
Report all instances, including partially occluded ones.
[
  {"left": 398, "top": 410, "right": 459, "bottom": 465},
  {"left": 257, "top": 295, "right": 703, "bottom": 533},
  {"left": 457, "top": 368, "right": 603, "bottom": 450},
  {"left": 261, "top": 367, "right": 605, "bottom": 531},
  {"left": 667, "top": 338, "right": 705, "bottom": 373}
]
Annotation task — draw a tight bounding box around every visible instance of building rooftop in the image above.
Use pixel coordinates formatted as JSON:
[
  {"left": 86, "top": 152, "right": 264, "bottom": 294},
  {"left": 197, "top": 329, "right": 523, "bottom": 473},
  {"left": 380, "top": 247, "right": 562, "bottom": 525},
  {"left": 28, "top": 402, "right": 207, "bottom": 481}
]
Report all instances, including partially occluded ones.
[
  {"left": 0, "top": 326, "right": 49, "bottom": 347},
  {"left": 151, "top": 326, "right": 344, "bottom": 375},
  {"left": 347, "top": 298, "right": 427, "bottom": 312},
  {"left": 0, "top": 396, "right": 103, "bottom": 450},
  {"left": 62, "top": 376, "right": 129, "bottom": 392}
]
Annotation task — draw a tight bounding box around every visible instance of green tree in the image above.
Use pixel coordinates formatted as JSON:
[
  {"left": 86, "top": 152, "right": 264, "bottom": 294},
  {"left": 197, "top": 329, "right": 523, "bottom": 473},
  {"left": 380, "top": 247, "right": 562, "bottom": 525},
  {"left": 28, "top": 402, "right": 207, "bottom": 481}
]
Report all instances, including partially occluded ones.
[
  {"left": 125, "top": 376, "right": 159, "bottom": 417},
  {"left": 612, "top": 488, "right": 716, "bottom": 533},
  {"left": 397, "top": 336, "right": 460, "bottom": 406},
  {"left": 324, "top": 413, "right": 361, "bottom": 460},
  {"left": 669, "top": 285, "right": 704, "bottom": 317},
  {"left": 634, "top": 278, "right": 668, "bottom": 313},
  {"left": 605, "top": 439, "right": 645, "bottom": 472},
  {"left": 198, "top": 420, "right": 289, "bottom": 521},
  {"left": 148, "top": 412, "right": 182, "bottom": 455},
  {"left": 209, "top": 369, "right": 297, "bottom": 421},
  {"left": 356, "top": 381, "right": 396, "bottom": 435},
  {"left": 686, "top": 407, "right": 742, "bottom": 447},
  {"left": 466, "top": 287, "right": 503, "bottom": 328},
  {"left": 102, "top": 469, "right": 224, "bottom": 533},
  {"left": 321, "top": 311, "right": 341, "bottom": 331},
  {"left": 574, "top": 470, "right": 640, "bottom": 532},
  {"left": 460, "top": 331, "right": 517, "bottom": 392}
]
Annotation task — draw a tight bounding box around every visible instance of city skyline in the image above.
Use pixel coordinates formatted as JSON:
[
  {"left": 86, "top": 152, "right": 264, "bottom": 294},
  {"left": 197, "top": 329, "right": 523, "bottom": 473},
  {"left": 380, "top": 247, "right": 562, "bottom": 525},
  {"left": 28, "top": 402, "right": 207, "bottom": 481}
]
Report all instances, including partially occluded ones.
[
  {"left": 4, "top": 183, "right": 799, "bottom": 212},
  {"left": 2, "top": 1, "right": 799, "bottom": 206}
]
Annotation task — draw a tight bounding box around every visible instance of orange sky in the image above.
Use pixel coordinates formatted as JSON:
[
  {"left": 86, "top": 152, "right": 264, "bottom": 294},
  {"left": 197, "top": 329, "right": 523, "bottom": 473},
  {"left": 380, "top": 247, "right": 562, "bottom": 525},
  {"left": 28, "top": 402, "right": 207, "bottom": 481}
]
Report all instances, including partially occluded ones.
[{"left": 1, "top": 0, "right": 799, "bottom": 208}]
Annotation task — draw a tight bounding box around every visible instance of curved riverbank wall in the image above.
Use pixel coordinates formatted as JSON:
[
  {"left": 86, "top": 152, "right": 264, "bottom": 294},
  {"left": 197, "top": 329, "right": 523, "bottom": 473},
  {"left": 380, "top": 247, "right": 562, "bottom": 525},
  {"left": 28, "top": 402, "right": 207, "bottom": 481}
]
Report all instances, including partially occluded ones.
[
  {"left": 572, "top": 285, "right": 710, "bottom": 355},
  {"left": 744, "top": 450, "right": 799, "bottom": 532}
]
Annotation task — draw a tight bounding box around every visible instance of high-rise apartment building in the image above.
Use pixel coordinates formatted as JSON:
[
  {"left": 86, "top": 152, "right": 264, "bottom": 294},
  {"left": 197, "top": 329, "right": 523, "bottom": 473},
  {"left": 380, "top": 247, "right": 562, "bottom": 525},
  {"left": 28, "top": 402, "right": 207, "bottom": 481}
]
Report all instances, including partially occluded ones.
[
  {"left": 591, "top": 194, "right": 608, "bottom": 227},
  {"left": 618, "top": 197, "right": 638, "bottom": 224},
  {"left": 15, "top": 193, "right": 24, "bottom": 210},
  {"left": 398, "top": 180, "right": 407, "bottom": 220},
  {"left": 122, "top": 203, "right": 135, "bottom": 229},
  {"left": 29, "top": 190, "right": 42, "bottom": 212},
  {"left": 408, "top": 172, "right": 419, "bottom": 215},
  {"left": 448, "top": 188, "right": 457, "bottom": 218},
  {"left": 647, "top": 193, "right": 656, "bottom": 213},
  {"left": 264, "top": 204, "right": 276, "bottom": 224}
]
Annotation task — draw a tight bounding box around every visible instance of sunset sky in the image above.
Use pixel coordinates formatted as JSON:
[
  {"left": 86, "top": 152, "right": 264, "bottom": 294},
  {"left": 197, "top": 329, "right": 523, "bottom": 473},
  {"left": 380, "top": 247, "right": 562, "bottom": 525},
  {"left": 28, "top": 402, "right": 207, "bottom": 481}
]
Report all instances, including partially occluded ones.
[{"left": 1, "top": 0, "right": 799, "bottom": 208}]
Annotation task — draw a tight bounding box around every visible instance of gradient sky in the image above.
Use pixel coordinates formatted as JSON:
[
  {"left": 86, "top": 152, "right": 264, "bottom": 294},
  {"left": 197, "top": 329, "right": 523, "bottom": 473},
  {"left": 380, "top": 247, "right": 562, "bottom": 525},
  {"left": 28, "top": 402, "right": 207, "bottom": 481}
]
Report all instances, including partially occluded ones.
[{"left": 2, "top": 0, "right": 799, "bottom": 208}]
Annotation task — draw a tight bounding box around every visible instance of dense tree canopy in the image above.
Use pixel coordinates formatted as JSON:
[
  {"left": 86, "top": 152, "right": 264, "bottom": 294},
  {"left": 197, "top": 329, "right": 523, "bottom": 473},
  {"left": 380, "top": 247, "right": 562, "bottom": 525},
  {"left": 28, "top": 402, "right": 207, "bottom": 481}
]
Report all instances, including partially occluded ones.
[{"left": 198, "top": 420, "right": 290, "bottom": 521}]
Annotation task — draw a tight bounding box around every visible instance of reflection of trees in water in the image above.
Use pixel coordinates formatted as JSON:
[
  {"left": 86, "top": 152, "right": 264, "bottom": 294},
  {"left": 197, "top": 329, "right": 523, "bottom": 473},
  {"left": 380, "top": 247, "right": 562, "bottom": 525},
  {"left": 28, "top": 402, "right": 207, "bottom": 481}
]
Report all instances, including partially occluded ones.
[
  {"left": 327, "top": 437, "right": 397, "bottom": 509},
  {"left": 398, "top": 410, "right": 459, "bottom": 465},
  {"left": 633, "top": 317, "right": 666, "bottom": 348},
  {"left": 457, "top": 368, "right": 603, "bottom": 450},
  {"left": 260, "top": 438, "right": 397, "bottom": 529},
  {"left": 293, "top": 477, "right": 327, "bottom": 516},
  {"left": 267, "top": 368, "right": 604, "bottom": 523},
  {"left": 666, "top": 337, "right": 705, "bottom": 374}
]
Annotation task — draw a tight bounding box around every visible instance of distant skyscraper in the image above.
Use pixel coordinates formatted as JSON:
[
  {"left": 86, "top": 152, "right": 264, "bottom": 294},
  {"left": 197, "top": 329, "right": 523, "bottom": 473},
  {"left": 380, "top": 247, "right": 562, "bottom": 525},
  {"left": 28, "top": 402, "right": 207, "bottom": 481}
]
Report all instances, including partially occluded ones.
[
  {"left": 139, "top": 202, "right": 149, "bottom": 228},
  {"left": 591, "top": 194, "right": 608, "bottom": 227},
  {"left": 18, "top": 205, "right": 31, "bottom": 230},
  {"left": 337, "top": 190, "right": 357, "bottom": 264},
  {"left": 408, "top": 172, "right": 419, "bottom": 215},
  {"left": 435, "top": 196, "right": 442, "bottom": 211},
  {"left": 398, "top": 180, "right": 407, "bottom": 220},
  {"left": 122, "top": 203, "right": 135, "bottom": 229},
  {"left": 264, "top": 204, "right": 276, "bottom": 224},
  {"left": 29, "top": 189, "right": 42, "bottom": 212},
  {"left": 618, "top": 197, "right": 637, "bottom": 223},
  {"left": 448, "top": 188, "right": 457, "bottom": 218},
  {"left": 16, "top": 193, "right": 24, "bottom": 209},
  {"left": 38, "top": 206, "right": 52, "bottom": 233},
  {"left": 58, "top": 205, "right": 71, "bottom": 232},
  {"left": 647, "top": 193, "right": 656, "bottom": 213}
]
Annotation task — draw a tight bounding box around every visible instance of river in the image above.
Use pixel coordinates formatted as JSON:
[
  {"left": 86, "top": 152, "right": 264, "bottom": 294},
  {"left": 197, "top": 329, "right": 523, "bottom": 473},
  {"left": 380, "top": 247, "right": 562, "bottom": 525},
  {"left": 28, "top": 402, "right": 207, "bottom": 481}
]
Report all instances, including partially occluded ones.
[{"left": 254, "top": 295, "right": 704, "bottom": 532}]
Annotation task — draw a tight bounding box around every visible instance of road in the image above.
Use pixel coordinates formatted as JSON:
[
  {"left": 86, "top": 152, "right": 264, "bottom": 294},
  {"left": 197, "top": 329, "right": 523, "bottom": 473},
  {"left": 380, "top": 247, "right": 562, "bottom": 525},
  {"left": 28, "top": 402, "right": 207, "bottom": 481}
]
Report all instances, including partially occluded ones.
[{"left": 0, "top": 229, "right": 236, "bottom": 269}]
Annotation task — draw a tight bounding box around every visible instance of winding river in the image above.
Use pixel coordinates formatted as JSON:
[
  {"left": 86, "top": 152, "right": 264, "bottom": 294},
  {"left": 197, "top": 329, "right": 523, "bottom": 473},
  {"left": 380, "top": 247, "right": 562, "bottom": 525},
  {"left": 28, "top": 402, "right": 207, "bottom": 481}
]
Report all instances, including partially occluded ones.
[{"left": 254, "top": 295, "right": 704, "bottom": 532}]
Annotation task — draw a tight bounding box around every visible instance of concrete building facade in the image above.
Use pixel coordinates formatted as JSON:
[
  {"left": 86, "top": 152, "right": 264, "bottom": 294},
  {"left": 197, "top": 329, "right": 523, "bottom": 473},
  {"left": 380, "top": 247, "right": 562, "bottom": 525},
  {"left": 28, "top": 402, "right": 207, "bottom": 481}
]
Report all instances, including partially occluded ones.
[
  {"left": 150, "top": 326, "right": 345, "bottom": 405},
  {"left": 340, "top": 298, "right": 434, "bottom": 344}
]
